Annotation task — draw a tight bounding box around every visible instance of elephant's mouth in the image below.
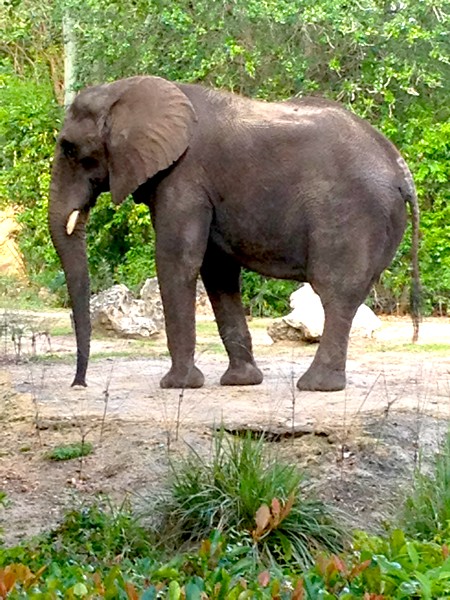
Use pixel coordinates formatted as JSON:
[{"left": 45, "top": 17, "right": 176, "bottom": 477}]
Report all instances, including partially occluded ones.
[{"left": 65, "top": 176, "right": 110, "bottom": 236}]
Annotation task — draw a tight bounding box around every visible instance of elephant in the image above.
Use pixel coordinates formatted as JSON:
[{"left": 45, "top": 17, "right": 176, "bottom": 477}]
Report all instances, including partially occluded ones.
[{"left": 48, "top": 75, "right": 420, "bottom": 392}]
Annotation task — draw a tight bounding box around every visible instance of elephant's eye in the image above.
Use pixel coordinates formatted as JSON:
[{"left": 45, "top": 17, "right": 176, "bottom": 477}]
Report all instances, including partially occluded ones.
[
  {"left": 80, "top": 156, "right": 98, "bottom": 170},
  {"left": 61, "top": 140, "right": 77, "bottom": 159}
]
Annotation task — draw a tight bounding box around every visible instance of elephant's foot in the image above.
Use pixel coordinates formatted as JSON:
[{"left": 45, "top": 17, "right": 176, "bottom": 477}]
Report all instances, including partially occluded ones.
[
  {"left": 160, "top": 365, "right": 205, "bottom": 389},
  {"left": 220, "top": 362, "right": 263, "bottom": 386},
  {"left": 297, "top": 364, "right": 346, "bottom": 392}
]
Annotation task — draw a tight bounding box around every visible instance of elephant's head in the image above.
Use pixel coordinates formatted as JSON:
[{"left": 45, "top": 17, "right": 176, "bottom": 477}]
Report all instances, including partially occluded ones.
[{"left": 48, "top": 76, "right": 197, "bottom": 386}]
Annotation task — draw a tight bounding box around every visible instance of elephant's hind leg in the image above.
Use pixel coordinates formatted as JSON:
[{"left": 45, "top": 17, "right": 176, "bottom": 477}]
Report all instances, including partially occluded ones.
[
  {"left": 297, "top": 260, "right": 377, "bottom": 391},
  {"left": 296, "top": 300, "right": 358, "bottom": 391},
  {"left": 201, "top": 245, "right": 263, "bottom": 386}
]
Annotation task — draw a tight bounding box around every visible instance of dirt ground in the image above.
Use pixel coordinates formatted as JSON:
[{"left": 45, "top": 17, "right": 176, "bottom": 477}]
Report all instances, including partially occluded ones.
[{"left": 1, "top": 311, "right": 450, "bottom": 547}]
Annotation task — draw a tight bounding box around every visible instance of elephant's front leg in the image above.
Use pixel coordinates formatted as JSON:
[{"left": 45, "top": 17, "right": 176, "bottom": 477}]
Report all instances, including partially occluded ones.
[
  {"left": 156, "top": 199, "right": 211, "bottom": 389},
  {"left": 201, "top": 243, "right": 263, "bottom": 386}
]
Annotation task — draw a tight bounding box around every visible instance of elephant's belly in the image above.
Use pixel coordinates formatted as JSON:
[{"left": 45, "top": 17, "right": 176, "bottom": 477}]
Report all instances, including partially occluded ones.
[{"left": 209, "top": 223, "right": 308, "bottom": 281}]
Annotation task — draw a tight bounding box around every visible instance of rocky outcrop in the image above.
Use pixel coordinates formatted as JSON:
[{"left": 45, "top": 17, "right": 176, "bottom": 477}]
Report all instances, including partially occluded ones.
[
  {"left": 90, "top": 284, "right": 163, "bottom": 339},
  {"left": 90, "top": 277, "right": 213, "bottom": 338}
]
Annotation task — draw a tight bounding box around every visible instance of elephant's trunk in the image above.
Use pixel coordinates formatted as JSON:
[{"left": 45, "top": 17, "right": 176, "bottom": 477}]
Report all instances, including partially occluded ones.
[{"left": 48, "top": 168, "right": 92, "bottom": 387}]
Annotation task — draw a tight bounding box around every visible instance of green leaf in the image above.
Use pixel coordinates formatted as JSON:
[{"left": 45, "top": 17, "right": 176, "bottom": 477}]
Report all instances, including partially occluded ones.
[
  {"left": 168, "top": 580, "right": 181, "bottom": 600},
  {"left": 185, "top": 581, "right": 202, "bottom": 600},
  {"left": 406, "top": 541, "right": 420, "bottom": 569},
  {"left": 72, "top": 582, "right": 88, "bottom": 597},
  {"left": 414, "top": 571, "right": 432, "bottom": 600}
]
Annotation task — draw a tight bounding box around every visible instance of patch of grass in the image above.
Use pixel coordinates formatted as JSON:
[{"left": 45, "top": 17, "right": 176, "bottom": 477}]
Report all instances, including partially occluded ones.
[
  {"left": 197, "top": 342, "right": 227, "bottom": 355},
  {"left": 0, "top": 275, "right": 60, "bottom": 310},
  {"left": 45, "top": 442, "right": 93, "bottom": 461},
  {"left": 400, "top": 430, "right": 450, "bottom": 541},
  {"left": 91, "top": 348, "right": 170, "bottom": 360},
  {"left": 248, "top": 317, "right": 274, "bottom": 330},
  {"left": 48, "top": 324, "right": 73, "bottom": 336},
  {"left": 7, "top": 433, "right": 450, "bottom": 596},
  {"left": 47, "top": 498, "right": 153, "bottom": 564},
  {"left": 152, "top": 430, "right": 345, "bottom": 568},
  {"left": 196, "top": 320, "right": 220, "bottom": 337},
  {"left": 364, "top": 342, "right": 450, "bottom": 354},
  {"left": 29, "top": 353, "right": 75, "bottom": 364},
  {"left": 0, "top": 490, "right": 8, "bottom": 507},
  {"left": 29, "top": 347, "right": 170, "bottom": 364},
  {"left": 0, "top": 497, "right": 154, "bottom": 569}
]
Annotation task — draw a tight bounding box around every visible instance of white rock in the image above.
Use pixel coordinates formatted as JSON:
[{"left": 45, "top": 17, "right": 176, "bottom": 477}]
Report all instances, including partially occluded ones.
[
  {"left": 270, "top": 284, "right": 381, "bottom": 343},
  {"left": 350, "top": 303, "right": 382, "bottom": 338},
  {"left": 284, "top": 285, "right": 324, "bottom": 340}
]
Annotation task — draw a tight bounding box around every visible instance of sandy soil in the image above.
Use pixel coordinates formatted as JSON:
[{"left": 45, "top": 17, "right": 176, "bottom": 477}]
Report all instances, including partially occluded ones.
[{"left": 1, "top": 312, "right": 449, "bottom": 546}]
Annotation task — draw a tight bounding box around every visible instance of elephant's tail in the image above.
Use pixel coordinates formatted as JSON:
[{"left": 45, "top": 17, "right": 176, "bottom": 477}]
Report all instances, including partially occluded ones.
[{"left": 397, "top": 156, "right": 421, "bottom": 343}]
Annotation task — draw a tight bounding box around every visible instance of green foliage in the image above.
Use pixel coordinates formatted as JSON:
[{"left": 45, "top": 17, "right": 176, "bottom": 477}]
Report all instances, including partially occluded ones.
[
  {"left": 241, "top": 272, "right": 297, "bottom": 317},
  {"left": 45, "top": 498, "right": 153, "bottom": 564},
  {"left": 6, "top": 432, "right": 450, "bottom": 596},
  {"left": 45, "top": 441, "right": 93, "bottom": 461},
  {"left": 0, "top": 66, "right": 63, "bottom": 297},
  {"left": 1, "top": 0, "right": 449, "bottom": 313},
  {"left": 88, "top": 196, "right": 156, "bottom": 294},
  {"left": 153, "top": 430, "right": 344, "bottom": 568},
  {"left": 407, "top": 120, "right": 450, "bottom": 314},
  {"left": 347, "top": 529, "right": 450, "bottom": 598},
  {"left": 400, "top": 430, "right": 450, "bottom": 542},
  {"left": 0, "top": 275, "right": 60, "bottom": 310},
  {"left": 4, "top": 519, "right": 450, "bottom": 598}
]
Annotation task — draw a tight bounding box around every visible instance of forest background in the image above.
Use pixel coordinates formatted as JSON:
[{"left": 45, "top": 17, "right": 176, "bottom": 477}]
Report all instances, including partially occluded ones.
[{"left": 1, "top": 0, "right": 449, "bottom": 316}]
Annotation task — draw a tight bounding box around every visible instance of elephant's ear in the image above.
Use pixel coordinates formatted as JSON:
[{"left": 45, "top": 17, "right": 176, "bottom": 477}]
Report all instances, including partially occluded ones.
[{"left": 105, "top": 76, "right": 197, "bottom": 205}]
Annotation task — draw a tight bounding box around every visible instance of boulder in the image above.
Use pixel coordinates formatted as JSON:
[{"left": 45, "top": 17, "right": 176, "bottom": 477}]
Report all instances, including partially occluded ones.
[
  {"left": 268, "top": 284, "right": 381, "bottom": 343},
  {"left": 139, "top": 278, "right": 165, "bottom": 325},
  {"left": 283, "top": 285, "right": 324, "bottom": 342},
  {"left": 90, "top": 284, "right": 163, "bottom": 339},
  {"left": 140, "top": 277, "right": 213, "bottom": 318},
  {"left": 266, "top": 319, "right": 308, "bottom": 343},
  {"left": 90, "top": 277, "right": 214, "bottom": 339}
]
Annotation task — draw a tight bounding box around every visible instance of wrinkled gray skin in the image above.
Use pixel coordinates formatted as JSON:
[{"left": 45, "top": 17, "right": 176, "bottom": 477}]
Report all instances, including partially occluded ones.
[{"left": 48, "top": 76, "right": 420, "bottom": 392}]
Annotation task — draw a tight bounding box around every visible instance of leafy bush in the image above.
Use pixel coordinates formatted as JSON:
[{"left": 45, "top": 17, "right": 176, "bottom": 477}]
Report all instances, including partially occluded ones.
[
  {"left": 87, "top": 196, "right": 156, "bottom": 294},
  {"left": 241, "top": 272, "right": 298, "bottom": 317},
  {"left": 4, "top": 520, "right": 450, "bottom": 598},
  {"left": 5, "top": 431, "right": 450, "bottom": 597},
  {"left": 152, "top": 430, "right": 345, "bottom": 568},
  {"left": 400, "top": 430, "right": 450, "bottom": 542},
  {"left": 0, "top": 67, "right": 62, "bottom": 289}
]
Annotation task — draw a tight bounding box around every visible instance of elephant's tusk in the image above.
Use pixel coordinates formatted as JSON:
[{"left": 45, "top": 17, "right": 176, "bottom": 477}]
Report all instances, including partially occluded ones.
[{"left": 66, "top": 210, "right": 80, "bottom": 235}]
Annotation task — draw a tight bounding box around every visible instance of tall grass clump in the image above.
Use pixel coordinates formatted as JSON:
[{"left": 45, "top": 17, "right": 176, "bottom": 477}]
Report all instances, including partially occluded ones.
[
  {"left": 401, "top": 429, "right": 450, "bottom": 541},
  {"left": 153, "top": 430, "right": 345, "bottom": 568}
]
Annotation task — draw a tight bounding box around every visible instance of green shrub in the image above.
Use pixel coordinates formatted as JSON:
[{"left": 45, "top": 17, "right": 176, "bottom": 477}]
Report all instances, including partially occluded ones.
[
  {"left": 6, "top": 427, "right": 450, "bottom": 597},
  {"left": 45, "top": 442, "right": 93, "bottom": 461},
  {"left": 241, "top": 272, "right": 298, "bottom": 317},
  {"left": 5, "top": 524, "right": 450, "bottom": 598},
  {"left": 0, "top": 67, "right": 62, "bottom": 290},
  {"left": 152, "top": 430, "right": 345, "bottom": 568},
  {"left": 400, "top": 430, "right": 450, "bottom": 542}
]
